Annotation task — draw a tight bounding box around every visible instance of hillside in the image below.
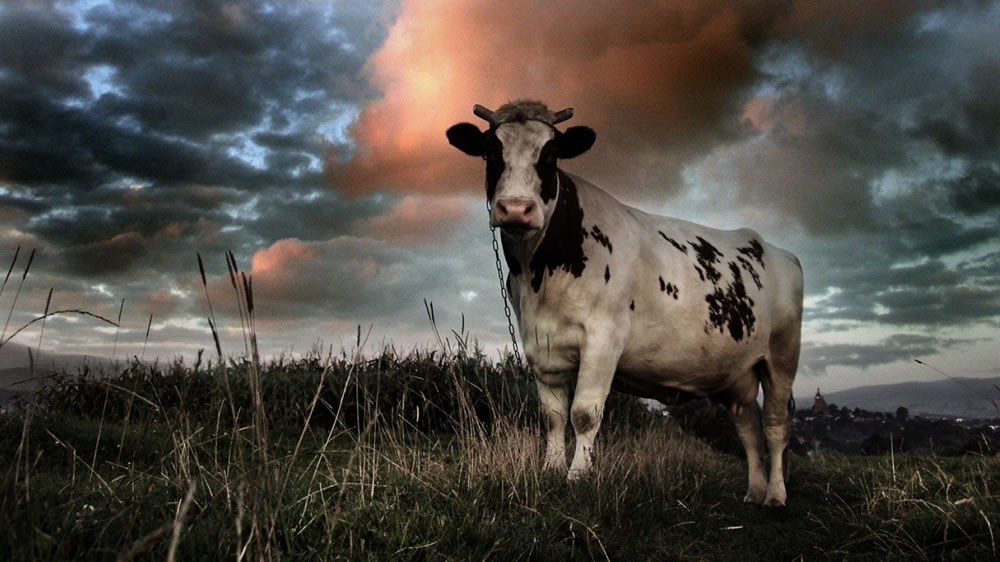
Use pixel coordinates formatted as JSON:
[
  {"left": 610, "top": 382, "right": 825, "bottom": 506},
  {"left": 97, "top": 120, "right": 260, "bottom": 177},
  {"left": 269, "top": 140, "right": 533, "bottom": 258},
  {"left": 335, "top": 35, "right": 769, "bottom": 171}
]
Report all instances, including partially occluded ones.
[
  {"left": 0, "top": 342, "right": 116, "bottom": 405},
  {"left": 800, "top": 377, "right": 1000, "bottom": 419},
  {"left": 1, "top": 351, "right": 998, "bottom": 561}
]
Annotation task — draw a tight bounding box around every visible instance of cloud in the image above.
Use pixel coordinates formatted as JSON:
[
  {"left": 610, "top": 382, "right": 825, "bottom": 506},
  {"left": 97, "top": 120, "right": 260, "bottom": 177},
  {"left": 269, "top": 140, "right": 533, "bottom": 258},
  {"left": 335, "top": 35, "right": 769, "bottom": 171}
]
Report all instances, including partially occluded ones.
[
  {"left": 801, "top": 334, "right": 975, "bottom": 374},
  {"left": 357, "top": 195, "right": 470, "bottom": 245},
  {"left": 326, "top": 0, "right": 789, "bottom": 196},
  {"left": 246, "top": 236, "right": 460, "bottom": 319},
  {"left": 2, "top": 0, "right": 1000, "bottom": 388},
  {"left": 0, "top": 0, "right": 384, "bottom": 194}
]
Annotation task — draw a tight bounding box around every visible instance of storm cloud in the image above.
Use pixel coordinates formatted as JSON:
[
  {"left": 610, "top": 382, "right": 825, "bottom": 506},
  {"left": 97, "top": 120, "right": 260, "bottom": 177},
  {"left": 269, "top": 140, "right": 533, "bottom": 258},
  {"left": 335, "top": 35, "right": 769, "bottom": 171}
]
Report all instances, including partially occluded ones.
[{"left": 1, "top": 1, "right": 999, "bottom": 394}]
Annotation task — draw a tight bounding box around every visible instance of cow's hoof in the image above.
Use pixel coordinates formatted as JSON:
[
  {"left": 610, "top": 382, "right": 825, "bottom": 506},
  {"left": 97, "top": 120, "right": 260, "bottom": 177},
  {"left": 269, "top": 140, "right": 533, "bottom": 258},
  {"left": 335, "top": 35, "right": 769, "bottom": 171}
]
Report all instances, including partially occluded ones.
[
  {"left": 566, "top": 468, "right": 588, "bottom": 482},
  {"left": 743, "top": 493, "right": 764, "bottom": 505},
  {"left": 762, "top": 496, "right": 786, "bottom": 508}
]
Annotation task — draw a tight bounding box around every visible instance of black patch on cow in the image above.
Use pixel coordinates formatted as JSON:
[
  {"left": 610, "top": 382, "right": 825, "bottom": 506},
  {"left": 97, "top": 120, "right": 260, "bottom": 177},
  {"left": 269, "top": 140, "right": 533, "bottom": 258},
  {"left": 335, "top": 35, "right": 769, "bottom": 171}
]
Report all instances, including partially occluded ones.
[
  {"left": 665, "top": 282, "right": 679, "bottom": 299},
  {"left": 529, "top": 171, "right": 587, "bottom": 292},
  {"left": 737, "top": 239, "right": 765, "bottom": 269},
  {"left": 694, "top": 266, "right": 705, "bottom": 282},
  {"left": 705, "top": 262, "right": 756, "bottom": 342},
  {"left": 690, "top": 236, "right": 723, "bottom": 285},
  {"left": 736, "top": 256, "right": 762, "bottom": 290},
  {"left": 658, "top": 231, "right": 688, "bottom": 254},
  {"left": 590, "top": 225, "right": 612, "bottom": 253},
  {"left": 502, "top": 242, "right": 522, "bottom": 276},
  {"left": 484, "top": 133, "right": 504, "bottom": 202},
  {"left": 629, "top": 299, "right": 635, "bottom": 311},
  {"left": 571, "top": 408, "right": 596, "bottom": 433},
  {"left": 604, "top": 264, "right": 610, "bottom": 283},
  {"left": 660, "top": 276, "right": 679, "bottom": 299},
  {"left": 536, "top": 139, "right": 558, "bottom": 203}
]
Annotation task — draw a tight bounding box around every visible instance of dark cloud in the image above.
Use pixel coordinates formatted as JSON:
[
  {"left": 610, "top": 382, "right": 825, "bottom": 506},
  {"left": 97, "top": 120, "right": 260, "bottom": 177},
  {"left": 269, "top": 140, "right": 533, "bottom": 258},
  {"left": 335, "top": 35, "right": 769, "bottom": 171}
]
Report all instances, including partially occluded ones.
[
  {"left": 2, "top": 0, "right": 999, "bottom": 390},
  {"left": 948, "top": 165, "right": 1000, "bottom": 216},
  {"left": 0, "top": 0, "right": 393, "bottom": 281},
  {"left": 801, "top": 334, "right": 974, "bottom": 373},
  {"left": 0, "top": 0, "right": 386, "bottom": 194}
]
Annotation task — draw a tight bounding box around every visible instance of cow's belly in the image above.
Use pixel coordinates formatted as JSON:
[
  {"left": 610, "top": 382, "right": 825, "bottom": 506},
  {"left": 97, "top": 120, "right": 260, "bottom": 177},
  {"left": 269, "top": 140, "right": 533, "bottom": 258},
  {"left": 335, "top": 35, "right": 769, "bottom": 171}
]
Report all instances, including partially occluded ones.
[
  {"left": 523, "top": 303, "right": 768, "bottom": 398},
  {"left": 615, "top": 315, "right": 768, "bottom": 398}
]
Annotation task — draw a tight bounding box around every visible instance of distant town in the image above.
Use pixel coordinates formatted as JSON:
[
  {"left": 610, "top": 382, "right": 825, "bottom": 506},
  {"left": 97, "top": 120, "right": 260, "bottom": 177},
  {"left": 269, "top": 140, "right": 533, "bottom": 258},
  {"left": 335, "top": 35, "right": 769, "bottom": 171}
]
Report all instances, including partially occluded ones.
[{"left": 668, "top": 388, "right": 1000, "bottom": 457}]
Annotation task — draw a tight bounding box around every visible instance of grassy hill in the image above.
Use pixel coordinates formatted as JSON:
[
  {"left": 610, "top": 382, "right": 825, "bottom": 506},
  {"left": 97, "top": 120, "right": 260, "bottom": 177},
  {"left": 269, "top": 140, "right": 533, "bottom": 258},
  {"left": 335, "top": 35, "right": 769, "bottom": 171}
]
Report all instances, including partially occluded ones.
[
  {"left": 817, "top": 377, "right": 1000, "bottom": 419},
  {"left": 2, "top": 349, "right": 998, "bottom": 561}
]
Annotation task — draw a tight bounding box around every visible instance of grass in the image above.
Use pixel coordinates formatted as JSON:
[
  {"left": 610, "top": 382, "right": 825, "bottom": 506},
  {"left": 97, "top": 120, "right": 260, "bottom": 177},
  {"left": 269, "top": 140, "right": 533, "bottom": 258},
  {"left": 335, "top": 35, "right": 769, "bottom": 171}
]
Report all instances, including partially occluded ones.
[
  {"left": 1, "top": 249, "right": 998, "bottom": 560},
  {"left": 2, "top": 350, "right": 998, "bottom": 561}
]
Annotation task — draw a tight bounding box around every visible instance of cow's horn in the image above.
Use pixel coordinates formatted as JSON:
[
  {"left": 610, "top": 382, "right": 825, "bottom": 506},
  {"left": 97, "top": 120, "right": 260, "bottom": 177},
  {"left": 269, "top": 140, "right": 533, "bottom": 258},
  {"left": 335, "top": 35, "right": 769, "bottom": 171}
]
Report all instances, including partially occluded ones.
[
  {"left": 473, "top": 104, "right": 498, "bottom": 124},
  {"left": 552, "top": 107, "right": 574, "bottom": 124}
]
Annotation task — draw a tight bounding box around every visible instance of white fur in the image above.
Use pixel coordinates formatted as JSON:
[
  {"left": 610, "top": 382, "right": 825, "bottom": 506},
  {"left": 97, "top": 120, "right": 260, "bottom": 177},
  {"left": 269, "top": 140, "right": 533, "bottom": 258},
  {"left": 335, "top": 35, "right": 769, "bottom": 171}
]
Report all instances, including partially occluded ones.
[{"left": 503, "top": 171, "right": 803, "bottom": 506}]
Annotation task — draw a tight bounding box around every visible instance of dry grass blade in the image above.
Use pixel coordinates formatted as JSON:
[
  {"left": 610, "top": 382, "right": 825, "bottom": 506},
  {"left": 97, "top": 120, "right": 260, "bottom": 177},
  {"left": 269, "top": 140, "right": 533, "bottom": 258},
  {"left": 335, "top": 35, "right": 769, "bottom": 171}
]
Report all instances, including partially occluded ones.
[
  {"left": 37, "top": 287, "right": 53, "bottom": 354},
  {"left": 1, "top": 308, "right": 118, "bottom": 348},
  {"left": 197, "top": 253, "right": 224, "bottom": 360},
  {"left": 242, "top": 273, "right": 253, "bottom": 315},
  {"left": 111, "top": 297, "right": 125, "bottom": 362},
  {"left": 166, "top": 481, "right": 198, "bottom": 562},
  {"left": 140, "top": 313, "right": 152, "bottom": 361},
  {"left": 197, "top": 252, "right": 208, "bottom": 287},
  {"left": 227, "top": 251, "right": 250, "bottom": 356},
  {"left": 197, "top": 252, "right": 219, "bottom": 326},
  {"left": 0, "top": 244, "right": 20, "bottom": 300},
  {"left": 21, "top": 248, "right": 35, "bottom": 280},
  {"left": 207, "top": 317, "right": 223, "bottom": 359},
  {"left": 2, "top": 247, "right": 35, "bottom": 342}
]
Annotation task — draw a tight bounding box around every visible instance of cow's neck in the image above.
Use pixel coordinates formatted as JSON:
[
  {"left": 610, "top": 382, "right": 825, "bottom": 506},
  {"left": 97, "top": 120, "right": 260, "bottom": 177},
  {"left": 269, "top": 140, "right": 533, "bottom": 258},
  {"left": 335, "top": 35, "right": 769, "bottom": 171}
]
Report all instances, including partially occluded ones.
[{"left": 501, "top": 170, "right": 588, "bottom": 293}]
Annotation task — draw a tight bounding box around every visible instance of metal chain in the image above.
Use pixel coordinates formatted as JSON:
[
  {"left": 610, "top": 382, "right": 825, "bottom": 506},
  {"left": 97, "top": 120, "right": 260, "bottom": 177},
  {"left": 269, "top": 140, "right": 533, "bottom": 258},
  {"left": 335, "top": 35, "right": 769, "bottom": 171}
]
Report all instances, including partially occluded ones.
[{"left": 487, "top": 199, "right": 524, "bottom": 371}]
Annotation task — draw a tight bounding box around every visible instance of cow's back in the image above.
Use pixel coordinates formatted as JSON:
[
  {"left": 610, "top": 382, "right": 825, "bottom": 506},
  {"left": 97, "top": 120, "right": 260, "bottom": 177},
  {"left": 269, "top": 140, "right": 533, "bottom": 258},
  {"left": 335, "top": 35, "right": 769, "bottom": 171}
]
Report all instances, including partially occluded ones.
[{"left": 565, "top": 174, "right": 802, "bottom": 398}]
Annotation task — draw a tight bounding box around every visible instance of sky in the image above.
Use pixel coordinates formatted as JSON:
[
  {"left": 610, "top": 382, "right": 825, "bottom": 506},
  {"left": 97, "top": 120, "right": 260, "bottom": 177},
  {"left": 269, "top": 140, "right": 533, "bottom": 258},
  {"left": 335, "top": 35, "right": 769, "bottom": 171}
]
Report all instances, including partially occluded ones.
[{"left": 1, "top": 0, "right": 998, "bottom": 395}]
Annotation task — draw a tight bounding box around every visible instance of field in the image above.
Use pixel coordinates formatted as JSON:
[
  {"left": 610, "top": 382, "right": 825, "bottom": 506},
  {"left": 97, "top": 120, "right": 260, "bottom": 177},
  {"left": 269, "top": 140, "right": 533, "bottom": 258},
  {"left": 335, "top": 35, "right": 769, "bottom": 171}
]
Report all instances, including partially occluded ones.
[
  {"left": 1, "top": 253, "right": 998, "bottom": 561},
  {"left": 2, "top": 346, "right": 999, "bottom": 561}
]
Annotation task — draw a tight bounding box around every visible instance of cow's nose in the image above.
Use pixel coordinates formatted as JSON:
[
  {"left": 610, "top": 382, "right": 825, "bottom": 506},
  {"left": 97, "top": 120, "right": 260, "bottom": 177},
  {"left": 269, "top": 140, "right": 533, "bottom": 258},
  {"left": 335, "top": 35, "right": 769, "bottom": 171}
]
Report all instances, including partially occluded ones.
[{"left": 495, "top": 199, "right": 537, "bottom": 226}]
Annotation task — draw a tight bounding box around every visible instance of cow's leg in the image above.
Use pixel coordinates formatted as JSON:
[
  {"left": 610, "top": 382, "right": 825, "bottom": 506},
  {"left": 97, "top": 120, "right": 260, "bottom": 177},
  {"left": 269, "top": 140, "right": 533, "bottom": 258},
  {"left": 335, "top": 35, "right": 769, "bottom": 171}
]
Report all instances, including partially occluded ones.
[
  {"left": 567, "top": 342, "right": 622, "bottom": 480},
  {"left": 759, "top": 358, "right": 796, "bottom": 507},
  {"left": 731, "top": 400, "right": 767, "bottom": 504},
  {"left": 536, "top": 377, "right": 570, "bottom": 470}
]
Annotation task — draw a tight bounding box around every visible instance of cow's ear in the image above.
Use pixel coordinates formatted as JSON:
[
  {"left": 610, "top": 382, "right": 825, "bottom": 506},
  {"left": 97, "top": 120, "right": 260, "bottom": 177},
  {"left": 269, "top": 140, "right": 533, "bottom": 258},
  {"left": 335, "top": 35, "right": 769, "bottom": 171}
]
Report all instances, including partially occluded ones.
[
  {"left": 557, "top": 126, "right": 596, "bottom": 159},
  {"left": 447, "top": 123, "right": 485, "bottom": 156}
]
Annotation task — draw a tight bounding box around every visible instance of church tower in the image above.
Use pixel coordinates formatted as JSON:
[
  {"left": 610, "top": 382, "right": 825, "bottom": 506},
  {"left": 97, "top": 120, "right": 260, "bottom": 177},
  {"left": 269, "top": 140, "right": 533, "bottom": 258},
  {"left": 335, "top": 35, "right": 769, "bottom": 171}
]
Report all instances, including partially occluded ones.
[{"left": 813, "top": 388, "right": 828, "bottom": 415}]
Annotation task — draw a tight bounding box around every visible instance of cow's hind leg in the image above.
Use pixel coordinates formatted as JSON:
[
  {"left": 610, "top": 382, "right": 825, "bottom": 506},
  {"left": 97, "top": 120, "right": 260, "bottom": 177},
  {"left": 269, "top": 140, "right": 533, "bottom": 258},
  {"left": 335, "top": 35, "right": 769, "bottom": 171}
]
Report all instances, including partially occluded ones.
[
  {"left": 758, "top": 355, "right": 796, "bottom": 507},
  {"left": 536, "top": 377, "right": 570, "bottom": 471},
  {"left": 731, "top": 399, "right": 767, "bottom": 504}
]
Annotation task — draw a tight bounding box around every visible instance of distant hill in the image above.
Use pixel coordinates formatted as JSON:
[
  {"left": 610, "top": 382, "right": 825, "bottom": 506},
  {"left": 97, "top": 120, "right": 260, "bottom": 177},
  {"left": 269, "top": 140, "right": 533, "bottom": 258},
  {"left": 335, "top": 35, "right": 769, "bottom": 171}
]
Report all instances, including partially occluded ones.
[
  {"left": 0, "top": 342, "right": 117, "bottom": 405},
  {"left": 799, "top": 377, "right": 1000, "bottom": 420}
]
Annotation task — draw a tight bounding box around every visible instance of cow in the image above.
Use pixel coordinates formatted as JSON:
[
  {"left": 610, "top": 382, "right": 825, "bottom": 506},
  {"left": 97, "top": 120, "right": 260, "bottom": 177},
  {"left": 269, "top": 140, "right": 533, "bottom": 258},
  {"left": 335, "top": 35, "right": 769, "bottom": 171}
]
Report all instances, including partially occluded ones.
[{"left": 446, "top": 100, "right": 803, "bottom": 506}]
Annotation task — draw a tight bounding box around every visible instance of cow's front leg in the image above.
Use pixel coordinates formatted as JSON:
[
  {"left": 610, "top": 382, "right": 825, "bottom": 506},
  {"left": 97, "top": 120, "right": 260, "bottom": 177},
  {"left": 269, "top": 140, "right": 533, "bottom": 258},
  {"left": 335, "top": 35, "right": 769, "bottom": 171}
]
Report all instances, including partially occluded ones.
[
  {"left": 567, "top": 340, "right": 623, "bottom": 480},
  {"left": 536, "top": 377, "right": 570, "bottom": 470}
]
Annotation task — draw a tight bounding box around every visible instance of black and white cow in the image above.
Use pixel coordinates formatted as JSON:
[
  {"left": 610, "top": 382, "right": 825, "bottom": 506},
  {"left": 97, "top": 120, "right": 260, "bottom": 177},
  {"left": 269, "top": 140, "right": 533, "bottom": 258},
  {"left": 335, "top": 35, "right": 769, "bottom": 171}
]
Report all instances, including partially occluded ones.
[{"left": 447, "top": 100, "right": 803, "bottom": 506}]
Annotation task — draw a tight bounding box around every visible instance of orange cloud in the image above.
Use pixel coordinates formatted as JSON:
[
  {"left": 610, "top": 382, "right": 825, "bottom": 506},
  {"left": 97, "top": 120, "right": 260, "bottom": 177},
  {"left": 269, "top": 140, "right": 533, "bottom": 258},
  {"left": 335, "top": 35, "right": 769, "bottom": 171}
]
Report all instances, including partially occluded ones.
[
  {"left": 358, "top": 195, "right": 469, "bottom": 245},
  {"left": 326, "top": 0, "right": 773, "bottom": 198},
  {"left": 326, "top": 0, "right": 935, "bottom": 201},
  {"left": 250, "top": 238, "right": 318, "bottom": 275}
]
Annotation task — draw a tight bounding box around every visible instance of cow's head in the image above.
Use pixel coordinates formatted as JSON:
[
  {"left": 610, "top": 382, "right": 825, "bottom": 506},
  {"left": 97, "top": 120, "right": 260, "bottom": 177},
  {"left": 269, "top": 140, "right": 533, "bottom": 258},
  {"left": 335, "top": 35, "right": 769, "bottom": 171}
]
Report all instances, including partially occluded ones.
[{"left": 447, "top": 101, "right": 595, "bottom": 239}]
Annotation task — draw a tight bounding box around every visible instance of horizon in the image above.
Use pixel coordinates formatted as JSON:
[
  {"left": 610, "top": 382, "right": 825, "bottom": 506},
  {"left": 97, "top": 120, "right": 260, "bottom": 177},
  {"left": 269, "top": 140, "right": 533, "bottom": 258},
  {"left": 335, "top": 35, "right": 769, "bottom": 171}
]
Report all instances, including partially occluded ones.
[{"left": 1, "top": 1, "right": 999, "bottom": 399}]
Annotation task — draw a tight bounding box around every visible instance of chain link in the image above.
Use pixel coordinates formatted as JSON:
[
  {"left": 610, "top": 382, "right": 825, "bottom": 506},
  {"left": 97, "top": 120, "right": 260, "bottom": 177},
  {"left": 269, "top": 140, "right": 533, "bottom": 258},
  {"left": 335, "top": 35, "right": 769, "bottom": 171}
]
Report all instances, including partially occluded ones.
[{"left": 487, "top": 199, "right": 524, "bottom": 372}]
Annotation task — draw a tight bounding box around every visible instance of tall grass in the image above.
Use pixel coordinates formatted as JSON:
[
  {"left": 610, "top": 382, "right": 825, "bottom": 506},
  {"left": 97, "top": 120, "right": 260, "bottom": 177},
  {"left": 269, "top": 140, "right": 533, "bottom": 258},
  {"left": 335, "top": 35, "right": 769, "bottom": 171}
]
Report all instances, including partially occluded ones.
[{"left": 1, "top": 249, "right": 998, "bottom": 560}]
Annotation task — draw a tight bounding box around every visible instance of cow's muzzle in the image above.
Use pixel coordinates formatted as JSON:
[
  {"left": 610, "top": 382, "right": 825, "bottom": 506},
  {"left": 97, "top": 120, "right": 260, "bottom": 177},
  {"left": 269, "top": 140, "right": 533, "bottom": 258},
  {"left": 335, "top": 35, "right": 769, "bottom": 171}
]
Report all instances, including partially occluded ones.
[{"left": 493, "top": 198, "right": 539, "bottom": 234}]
